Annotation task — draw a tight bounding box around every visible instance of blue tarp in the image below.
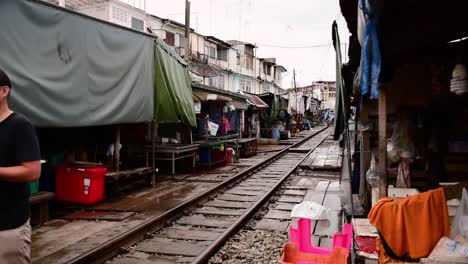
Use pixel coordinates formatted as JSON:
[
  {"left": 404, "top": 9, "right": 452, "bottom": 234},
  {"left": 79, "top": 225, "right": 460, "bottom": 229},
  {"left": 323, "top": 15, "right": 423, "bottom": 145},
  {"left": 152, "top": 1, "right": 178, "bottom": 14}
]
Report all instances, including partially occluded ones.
[{"left": 360, "top": 0, "right": 381, "bottom": 99}]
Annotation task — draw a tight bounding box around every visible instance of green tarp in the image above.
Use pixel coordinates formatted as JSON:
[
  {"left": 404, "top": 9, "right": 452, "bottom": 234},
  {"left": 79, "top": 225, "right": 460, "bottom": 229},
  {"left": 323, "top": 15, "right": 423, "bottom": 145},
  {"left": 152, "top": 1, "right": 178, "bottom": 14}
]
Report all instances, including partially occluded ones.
[
  {"left": 0, "top": 0, "right": 196, "bottom": 128},
  {"left": 153, "top": 38, "right": 196, "bottom": 127},
  {"left": 0, "top": 0, "right": 154, "bottom": 127}
]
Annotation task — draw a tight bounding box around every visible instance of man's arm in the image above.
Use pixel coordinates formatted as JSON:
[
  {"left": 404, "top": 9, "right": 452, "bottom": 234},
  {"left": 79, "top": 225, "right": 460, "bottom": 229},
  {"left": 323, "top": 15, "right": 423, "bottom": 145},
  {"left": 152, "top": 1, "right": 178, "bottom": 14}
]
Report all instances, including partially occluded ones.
[{"left": 0, "top": 160, "right": 41, "bottom": 182}]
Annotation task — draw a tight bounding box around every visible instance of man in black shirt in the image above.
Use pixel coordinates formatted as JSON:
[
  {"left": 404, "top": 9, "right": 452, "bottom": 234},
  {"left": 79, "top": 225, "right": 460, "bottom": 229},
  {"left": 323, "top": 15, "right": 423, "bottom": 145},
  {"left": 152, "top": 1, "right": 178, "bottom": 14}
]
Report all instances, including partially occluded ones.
[{"left": 0, "top": 69, "right": 41, "bottom": 264}]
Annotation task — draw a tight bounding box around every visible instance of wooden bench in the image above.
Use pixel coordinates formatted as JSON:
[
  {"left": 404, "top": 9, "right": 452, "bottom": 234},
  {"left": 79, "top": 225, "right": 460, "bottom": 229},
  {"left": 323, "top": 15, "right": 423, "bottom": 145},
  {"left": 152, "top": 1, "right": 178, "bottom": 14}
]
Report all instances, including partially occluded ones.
[
  {"left": 105, "top": 167, "right": 153, "bottom": 183},
  {"left": 29, "top": 192, "right": 55, "bottom": 226},
  {"left": 105, "top": 167, "right": 154, "bottom": 195}
]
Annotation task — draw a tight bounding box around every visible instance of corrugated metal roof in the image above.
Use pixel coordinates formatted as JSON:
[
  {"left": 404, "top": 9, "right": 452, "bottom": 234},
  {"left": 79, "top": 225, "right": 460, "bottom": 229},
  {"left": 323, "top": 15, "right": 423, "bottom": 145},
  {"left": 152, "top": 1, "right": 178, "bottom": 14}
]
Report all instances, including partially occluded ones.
[
  {"left": 245, "top": 93, "right": 269, "bottom": 108},
  {"left": 229, "top": 100, "right": 248, "bottom": 110},
  {"left": 193, "top": 91, "right": 232, "bottom": 102}
]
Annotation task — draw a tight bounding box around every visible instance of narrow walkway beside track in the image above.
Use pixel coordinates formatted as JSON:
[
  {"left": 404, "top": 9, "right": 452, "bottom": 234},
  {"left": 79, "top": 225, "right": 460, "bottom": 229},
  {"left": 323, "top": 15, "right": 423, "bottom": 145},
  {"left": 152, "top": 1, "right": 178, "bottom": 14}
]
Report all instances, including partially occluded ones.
[
  {"left": 108, "top": 128, "right": 331, "bottom": 264},
  {"left": 31, "top": 127, "right": 327, "bottom": 264}
]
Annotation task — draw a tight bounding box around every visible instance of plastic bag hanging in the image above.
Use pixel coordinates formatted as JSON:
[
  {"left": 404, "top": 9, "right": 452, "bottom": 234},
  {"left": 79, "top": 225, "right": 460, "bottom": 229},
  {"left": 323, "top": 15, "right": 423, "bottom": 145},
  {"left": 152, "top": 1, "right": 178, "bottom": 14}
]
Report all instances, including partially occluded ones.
[{"left": 450, "top": 188, "right": 468, "bottom": 240}]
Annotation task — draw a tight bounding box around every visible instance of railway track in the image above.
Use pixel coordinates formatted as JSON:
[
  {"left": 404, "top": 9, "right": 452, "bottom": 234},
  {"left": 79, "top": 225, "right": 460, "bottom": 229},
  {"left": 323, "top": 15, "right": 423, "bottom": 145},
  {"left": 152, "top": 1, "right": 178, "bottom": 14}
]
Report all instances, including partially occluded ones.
[{"left": 71, "top": 127, "right": 330, "bottom": 264}]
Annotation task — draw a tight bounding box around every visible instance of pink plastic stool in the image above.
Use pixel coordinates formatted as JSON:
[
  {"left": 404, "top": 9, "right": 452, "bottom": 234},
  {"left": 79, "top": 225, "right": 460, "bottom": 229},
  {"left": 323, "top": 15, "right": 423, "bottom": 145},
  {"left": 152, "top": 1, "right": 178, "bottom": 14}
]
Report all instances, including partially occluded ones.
[
  {"left": 279, "top": 242, "right": 348, "bottom": 264},
  {"left": 289, "top": 218, "right": 353, "bottom": 258}
]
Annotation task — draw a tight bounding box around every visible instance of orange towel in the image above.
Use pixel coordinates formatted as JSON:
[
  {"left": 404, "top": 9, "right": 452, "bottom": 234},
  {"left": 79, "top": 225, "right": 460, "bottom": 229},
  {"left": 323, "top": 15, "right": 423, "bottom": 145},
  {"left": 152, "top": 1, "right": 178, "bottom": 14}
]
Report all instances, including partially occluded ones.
[{"left": 368, "top": 188, "right": 450, "bottom": 263}]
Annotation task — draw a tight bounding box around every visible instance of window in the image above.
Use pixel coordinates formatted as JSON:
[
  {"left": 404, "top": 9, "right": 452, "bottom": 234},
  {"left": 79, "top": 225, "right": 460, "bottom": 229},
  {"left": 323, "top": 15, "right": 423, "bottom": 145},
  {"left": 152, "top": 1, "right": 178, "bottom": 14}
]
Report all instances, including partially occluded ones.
[
  {"left": 131, "top": 17, "right": 144, "bottom": 31},
  {"left": 266, "top": 66, "right": 271, "bottom": 76},
  {"left": 217, "top": 46, "right": 228, "bottom": 62},
  {"left": 246, "top": 80, "right": 252, "bottom": 93},
  {"left": 240, "top": 79, "right": 252, "bottom": 93},
  {"left": 245, "top": 54, "right": 253, "bottom": 70},
  {"left": 112, "top": 6, "right": 128, "bottom": 24},
  {"left": 208, "top": 47, "right": 216, "bottom": 59},
  {"left": 209, "top": 77, "right": 216, "bottom": 87},
  {"left": 218, "top": 75, "right": 225, "bottom": 89},
  {"left": 236, "top": 53, "right": 241, "bottom": 65},
  {"left": 175, "top": 47, "right": 185, "bottom": 57},
  {"left": 204, "top": 46, "right": 215, "bottom": 58},
  {"left": 245, "top": 46, "right": 254, "bottom": 56},
  {"left": 176, "top": 34, "right": 186, "bottom": 48},
  {"left": 164, "top": 31, "right": 175, "bottom": 46}
]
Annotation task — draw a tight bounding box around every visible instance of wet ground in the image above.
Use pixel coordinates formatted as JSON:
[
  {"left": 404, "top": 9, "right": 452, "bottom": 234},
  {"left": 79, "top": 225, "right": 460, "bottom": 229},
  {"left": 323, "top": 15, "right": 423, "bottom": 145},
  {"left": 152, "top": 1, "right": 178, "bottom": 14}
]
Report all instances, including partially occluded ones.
[
  {"left": 209, "top": 135, "right": 350, "bottom": 263},
  {"left": 31, "top": 128, "right": 324, "bottom": 264}
]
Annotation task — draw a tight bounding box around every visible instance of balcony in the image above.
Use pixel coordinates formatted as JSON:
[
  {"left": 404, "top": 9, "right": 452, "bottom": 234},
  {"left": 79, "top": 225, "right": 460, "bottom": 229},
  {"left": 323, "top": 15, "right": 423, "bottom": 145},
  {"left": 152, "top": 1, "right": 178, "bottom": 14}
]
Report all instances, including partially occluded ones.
[{"left": 174, "top": 46, "right": 185, "bottom": 58}]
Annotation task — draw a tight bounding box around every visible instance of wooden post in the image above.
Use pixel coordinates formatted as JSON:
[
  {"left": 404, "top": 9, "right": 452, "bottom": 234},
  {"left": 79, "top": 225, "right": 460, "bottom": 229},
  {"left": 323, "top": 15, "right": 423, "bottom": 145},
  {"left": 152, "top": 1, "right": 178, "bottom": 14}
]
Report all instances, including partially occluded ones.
[
  {"left": 360, "top": 101, "right": 371, "bottom": 209},
  {"left": 205, "top": 115, "right": 209, "bottom": 142},
  {"left": 113, "top": 125, "right": 121, "bottom": 172},
  {"left": 378, "top": 86, "right": 387, "bottom": 198},
  {"left": 151, "top": 122, "right": 156, "bottom": 186},
  {"left": 189, "top": 124, "right": 193, "bottom": 144}
]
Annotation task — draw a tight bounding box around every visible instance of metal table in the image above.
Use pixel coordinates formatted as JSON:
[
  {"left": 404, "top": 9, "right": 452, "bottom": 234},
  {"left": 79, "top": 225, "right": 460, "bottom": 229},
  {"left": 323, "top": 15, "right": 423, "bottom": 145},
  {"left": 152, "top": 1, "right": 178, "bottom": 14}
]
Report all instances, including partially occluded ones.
[
  {"left": 238, "top": 137, "right": 258, "bottom": 157},
  {"left": 194, "top": 134, "right": 239, "bottom": 168},
  {"left": 145, "top": 144, "right": 199, "bottom": 177}
]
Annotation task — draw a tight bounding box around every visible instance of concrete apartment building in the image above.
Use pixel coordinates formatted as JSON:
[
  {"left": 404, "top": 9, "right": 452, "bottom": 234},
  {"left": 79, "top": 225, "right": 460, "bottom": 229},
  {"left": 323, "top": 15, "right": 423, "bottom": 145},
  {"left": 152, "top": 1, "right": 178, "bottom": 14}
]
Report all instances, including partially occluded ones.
[
  {"left": 43, "top": 0, "right": 287, "bottom": 95},
  {"left": 297, "top": 81, "right": 336, "bottom": 110},
  {"left": 45, "top": 0, "right": 147, "bottom": 31}
]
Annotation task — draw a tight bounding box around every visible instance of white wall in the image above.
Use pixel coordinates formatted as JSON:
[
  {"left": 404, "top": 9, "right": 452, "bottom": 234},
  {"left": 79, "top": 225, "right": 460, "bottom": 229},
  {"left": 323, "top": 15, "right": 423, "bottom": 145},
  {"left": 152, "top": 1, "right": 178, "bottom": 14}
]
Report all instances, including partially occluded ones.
[
  {"left": 190, "top": 32, "right": 205, "bottom": 57},
  {"left": 108, "top": 1, "right": 146, "bottom": 31},
  {"left": 146, "top": 16, "right": 165, "bottom": 38},
  {"left": 77, "top": 3, "right": 110, "bottom": 21},
  {"left": 228, "top": 49, "right": 237, "bottom": 72}
]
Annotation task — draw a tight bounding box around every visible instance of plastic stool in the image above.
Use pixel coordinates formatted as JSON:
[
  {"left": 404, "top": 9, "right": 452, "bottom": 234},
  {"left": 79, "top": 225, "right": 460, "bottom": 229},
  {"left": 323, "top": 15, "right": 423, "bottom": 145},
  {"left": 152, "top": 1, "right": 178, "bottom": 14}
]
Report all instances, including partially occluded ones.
[
  {"left": 289, "top": 218, "right": 353, "bottom": 257},
  {"left": 279, "top": 242, "right": 348, "bottom": 264}
]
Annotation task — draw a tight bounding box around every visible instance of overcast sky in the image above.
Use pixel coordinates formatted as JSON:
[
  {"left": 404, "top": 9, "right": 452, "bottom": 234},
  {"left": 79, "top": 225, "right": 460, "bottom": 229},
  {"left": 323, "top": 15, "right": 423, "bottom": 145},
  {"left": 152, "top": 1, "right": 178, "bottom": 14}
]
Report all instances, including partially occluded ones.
[{"left": 121, "top": 0, "right": 349, "bottom": 87}]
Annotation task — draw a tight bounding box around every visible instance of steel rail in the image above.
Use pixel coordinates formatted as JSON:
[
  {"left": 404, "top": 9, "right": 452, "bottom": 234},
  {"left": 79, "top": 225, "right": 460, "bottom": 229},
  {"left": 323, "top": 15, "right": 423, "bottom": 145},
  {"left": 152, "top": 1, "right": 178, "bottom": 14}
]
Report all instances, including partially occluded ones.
[
  {"left": 69, "top": 126, "right": 328, "bottom": 264},
  {"left": 191, "top": 131, "right": 328, "bottom": 264}
]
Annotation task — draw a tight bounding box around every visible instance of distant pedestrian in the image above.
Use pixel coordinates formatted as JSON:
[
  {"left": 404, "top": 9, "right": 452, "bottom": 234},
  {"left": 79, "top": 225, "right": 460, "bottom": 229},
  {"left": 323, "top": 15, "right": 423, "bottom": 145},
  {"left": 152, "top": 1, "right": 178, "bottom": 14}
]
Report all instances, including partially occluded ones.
[{"left": 0, "top": 69, "right": 41, "bottom": 264}]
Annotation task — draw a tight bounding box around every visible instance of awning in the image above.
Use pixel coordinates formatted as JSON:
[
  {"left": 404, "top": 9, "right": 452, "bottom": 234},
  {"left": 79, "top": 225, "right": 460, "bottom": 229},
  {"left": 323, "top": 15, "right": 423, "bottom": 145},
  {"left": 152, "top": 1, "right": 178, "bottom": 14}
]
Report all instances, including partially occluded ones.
[
  {"left": 154, "top": 37, "right": 196, "bottom": 127},
  {"left": 245, "top": 93, "right": 269, "bottom": 108},
  {"left": 193, "top": 91, "right": 232, "bottom": 102},
  {"left": 229, "top": 100, "right": 248, "bottom": 110},
  {"left": 189, "top": 61, "right": 219, "bottom": 78}
]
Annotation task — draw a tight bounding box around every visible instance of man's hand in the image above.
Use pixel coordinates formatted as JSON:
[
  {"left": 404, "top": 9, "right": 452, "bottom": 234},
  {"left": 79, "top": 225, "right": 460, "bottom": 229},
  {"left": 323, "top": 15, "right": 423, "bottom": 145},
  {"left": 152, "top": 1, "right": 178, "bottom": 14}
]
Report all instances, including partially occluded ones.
[{"left": 0, "top": 160, "right": 41, "bottom": 182}]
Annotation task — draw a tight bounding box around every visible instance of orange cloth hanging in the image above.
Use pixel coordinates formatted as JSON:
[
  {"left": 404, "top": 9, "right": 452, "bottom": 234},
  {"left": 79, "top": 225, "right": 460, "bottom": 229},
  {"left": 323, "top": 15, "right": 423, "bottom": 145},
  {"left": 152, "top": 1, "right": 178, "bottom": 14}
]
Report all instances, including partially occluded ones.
[{"left": 368, "top": 188, "right": 450, "bottom": 263}]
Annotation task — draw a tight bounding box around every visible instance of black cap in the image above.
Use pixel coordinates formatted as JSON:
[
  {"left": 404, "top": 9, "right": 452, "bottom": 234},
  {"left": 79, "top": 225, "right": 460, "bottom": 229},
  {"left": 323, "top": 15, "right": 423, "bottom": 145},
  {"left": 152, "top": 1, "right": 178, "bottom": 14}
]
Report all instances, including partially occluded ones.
[{"left": 0, "top": 69, "right": 11, "bottom": 88}]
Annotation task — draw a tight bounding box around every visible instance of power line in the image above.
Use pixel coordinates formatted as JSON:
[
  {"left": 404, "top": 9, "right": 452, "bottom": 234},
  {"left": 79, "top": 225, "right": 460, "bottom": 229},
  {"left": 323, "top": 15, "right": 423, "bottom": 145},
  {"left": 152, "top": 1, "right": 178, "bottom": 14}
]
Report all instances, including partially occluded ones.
[{"left": 255, "top": 42, "right": 348, "bottom": 49}]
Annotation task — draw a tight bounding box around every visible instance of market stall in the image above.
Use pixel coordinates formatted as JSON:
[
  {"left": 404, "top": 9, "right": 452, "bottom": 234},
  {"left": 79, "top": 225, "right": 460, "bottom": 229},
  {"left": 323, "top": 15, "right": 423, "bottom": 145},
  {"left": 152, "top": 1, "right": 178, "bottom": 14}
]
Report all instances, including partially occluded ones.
[
  {"left": 336, "top": 0, "right": 468, "bottom": 262},
  {"left": 192, "top": 86, "right": 244, "bottom": 166},
  {"left": 0, "top": 0, "right": 199, "bottom": 213},
  {"left": 244, "top": 93, "right": 269, "bottom": 138}
]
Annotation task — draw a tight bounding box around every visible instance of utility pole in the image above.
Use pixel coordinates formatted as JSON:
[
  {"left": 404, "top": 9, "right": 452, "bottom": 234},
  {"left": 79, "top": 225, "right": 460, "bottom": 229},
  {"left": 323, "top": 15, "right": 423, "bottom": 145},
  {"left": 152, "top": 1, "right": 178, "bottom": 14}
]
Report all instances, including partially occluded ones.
[
  {"left": 293, "top": 69, "right": 297, "bottom": 90},
  {"left": 293, "top": 69, "right": 299, "bottom": 124},
  {"left": 185, "top": 0, "right": 191, "bottom": 62}
]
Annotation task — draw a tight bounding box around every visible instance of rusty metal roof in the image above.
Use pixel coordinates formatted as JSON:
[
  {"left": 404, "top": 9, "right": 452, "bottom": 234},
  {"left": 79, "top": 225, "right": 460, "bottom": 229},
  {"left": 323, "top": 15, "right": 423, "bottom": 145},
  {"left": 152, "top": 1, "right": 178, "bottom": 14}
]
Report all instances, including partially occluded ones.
[{"left": 245, "top": 93, "right": 269, "bottom": 108}]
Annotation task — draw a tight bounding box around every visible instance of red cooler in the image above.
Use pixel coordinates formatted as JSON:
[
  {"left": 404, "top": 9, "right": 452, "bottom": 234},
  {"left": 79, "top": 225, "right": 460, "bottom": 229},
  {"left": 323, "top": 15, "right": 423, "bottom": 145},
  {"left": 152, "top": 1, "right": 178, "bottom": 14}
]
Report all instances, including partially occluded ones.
[
  {"left": 226, "top": 149, "right": 233, "bottom": 164},
  {"left": 56, "top": 165, "right": 106, "bottom": 205}
]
